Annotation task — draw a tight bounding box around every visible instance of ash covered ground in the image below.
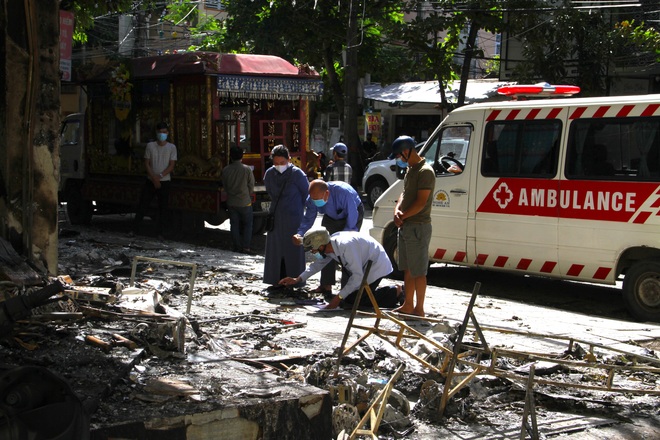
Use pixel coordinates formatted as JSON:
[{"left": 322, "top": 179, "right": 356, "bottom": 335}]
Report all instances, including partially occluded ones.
[{"left": 1, "top": 215, "right": 659, "bottom": 439}]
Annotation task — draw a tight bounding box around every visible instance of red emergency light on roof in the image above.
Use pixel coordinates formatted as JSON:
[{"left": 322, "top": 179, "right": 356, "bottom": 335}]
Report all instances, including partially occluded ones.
[{"left": 497, "top": 82, "right": 581, "bottom": 97}]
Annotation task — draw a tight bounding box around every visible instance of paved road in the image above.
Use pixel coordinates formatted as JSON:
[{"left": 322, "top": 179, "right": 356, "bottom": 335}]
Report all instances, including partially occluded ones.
[{"left": 86, "top": 206, "right": 639, "bottom": 324}]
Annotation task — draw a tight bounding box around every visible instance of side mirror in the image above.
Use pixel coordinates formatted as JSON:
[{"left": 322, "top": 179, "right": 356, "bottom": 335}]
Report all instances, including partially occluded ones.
[{"left": 395, "top": 165, "right": 407, "bottom": 180}]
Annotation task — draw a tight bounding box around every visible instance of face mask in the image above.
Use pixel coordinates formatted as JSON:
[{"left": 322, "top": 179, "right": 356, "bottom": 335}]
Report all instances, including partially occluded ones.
[
  {"left": 157, "top": 133, "right": 168, "bottom": 142},
  {"left": 396, "top": 158, "right": 408, "bottom": 168},
  {"left": 274, "top": 164, "right": 288, "bottom": 173},
  {"left": 313, "top": 198, "right": 327, "bottom": 207},
  {"left": 313, "top": 252, "right": 325, "bottom": 261}
]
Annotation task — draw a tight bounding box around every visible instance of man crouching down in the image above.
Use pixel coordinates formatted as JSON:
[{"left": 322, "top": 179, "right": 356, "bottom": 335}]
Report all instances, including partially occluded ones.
[{"left": 279, "top": 227, "right": 402, "bottom": 309}]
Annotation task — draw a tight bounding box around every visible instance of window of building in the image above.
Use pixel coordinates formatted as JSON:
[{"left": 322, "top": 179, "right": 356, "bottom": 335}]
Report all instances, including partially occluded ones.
[{"left": 204, "top": 0, "right": 223, "bottom": 10}]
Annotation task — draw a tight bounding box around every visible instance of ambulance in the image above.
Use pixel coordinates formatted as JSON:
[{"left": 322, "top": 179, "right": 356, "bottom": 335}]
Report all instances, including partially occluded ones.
[{"left": 370, "top": 87, "right": 660, "bottom": 322}]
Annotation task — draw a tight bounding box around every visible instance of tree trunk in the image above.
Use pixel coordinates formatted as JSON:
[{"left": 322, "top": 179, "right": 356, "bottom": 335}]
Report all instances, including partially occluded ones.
[
  {"left": 0, "top": 0, "right": 60, "bottom": 276},
  {"left": 457, "top": 18, "right": 480, "bottom": 107},
  {"left": 322, "top": 42, "right": 343, "bottom": 122}
]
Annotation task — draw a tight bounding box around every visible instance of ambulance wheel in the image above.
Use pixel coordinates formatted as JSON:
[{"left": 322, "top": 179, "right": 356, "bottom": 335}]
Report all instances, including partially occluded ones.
[
  {"left": 623, "top": 261, "right": 660, "bottom": 322},
  {"left": 384, "top": 226, "right": 402, "bottom": 280}
]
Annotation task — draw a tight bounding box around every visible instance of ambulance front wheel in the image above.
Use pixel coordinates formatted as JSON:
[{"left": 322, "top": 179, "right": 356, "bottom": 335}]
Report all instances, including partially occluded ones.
[{"left": 623, "top": 261, "right": 660, "bottom": 322}]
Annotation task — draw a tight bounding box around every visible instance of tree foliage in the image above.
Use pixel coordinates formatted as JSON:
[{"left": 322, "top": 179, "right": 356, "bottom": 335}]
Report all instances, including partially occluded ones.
[
  {"left": 400, "top": 0, "right": 507, "bottom": 107},
  {"left": 507, "top": 1, "right": 660, "bottom": 96},
  {"left": 61, "top": 0, "right": 144, "bottom": 44},
  {"left": 217, "top": 0, "right": 405, "bottom": 117},
  {"left": 63, "top": 1, "right": 660, "bottom": 107},
  {"left": 163, "top": 0, "right": 223, "bottom": 51}
]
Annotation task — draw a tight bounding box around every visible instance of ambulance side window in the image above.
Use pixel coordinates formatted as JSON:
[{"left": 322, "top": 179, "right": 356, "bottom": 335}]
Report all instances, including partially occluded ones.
[
  {"left": 481, "top": 120, "right": 561, "bottom": 178},
  {"left": 566, "top": 117, "right": 660, "bottom": 181}
]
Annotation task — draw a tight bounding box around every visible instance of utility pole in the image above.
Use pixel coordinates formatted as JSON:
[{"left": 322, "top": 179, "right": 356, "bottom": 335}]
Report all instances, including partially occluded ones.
[{"left": 343, "top": 0, "right": 360, "bottom": 188}]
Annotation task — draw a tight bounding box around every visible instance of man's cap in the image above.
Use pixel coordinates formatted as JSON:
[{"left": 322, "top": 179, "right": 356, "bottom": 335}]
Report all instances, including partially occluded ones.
[
  {"left": 389, "top": 135, "right": 416, "bottom": 159},
  {"left": 332, "top": 142, "right": 348, "bottom": 157},
  {"left": 302, "top": 227, "right": 331, "bottom": 251}
]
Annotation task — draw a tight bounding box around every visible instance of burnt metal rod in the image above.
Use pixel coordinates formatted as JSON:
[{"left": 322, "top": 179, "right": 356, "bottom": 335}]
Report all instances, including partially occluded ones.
[
  {"left": 218, "top": 322, "right": 306, "bottom": 339},
  {"left": 520, "top": 364, "right": 539, "bottom": 440},
  {"left": 335, "top": 260, "right": 373, "bottom": 377},
  {"left": 439, "top": 281, "right": 481, "bottom": 417},
  {"left": 456, "top": 323, "right": 660, "bottom": 366}
]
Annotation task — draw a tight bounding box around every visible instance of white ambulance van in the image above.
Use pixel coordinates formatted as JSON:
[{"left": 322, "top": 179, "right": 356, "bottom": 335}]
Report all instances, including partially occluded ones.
[{"left": 370, "top": 92, "right": 660, "bottom": 322}]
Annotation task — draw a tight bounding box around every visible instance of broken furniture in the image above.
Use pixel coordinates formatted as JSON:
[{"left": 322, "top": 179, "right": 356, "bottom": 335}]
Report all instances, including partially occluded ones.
[
  {"left": 0, "top": 281, "right": 64, "bottom": 337},
  {"left": 336, "top": 279, "right": 660, "bottom": 439},
  {"left": 129, "top": 255, "right": 197, "bottom": 313}
]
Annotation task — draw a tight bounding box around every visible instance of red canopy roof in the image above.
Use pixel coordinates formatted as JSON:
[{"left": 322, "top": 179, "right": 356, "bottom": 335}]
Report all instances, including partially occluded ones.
[
  {"left": 79, "top": 52, "right": 323, "bottom": 101},
  {"left": 129, "top": 52, "right": 319, "bottom": 79}
]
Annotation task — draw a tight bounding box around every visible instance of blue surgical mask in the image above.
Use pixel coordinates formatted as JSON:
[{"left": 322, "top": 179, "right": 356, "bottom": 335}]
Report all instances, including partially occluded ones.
[
  {"left": 274, "top": 164, "right": 289, "bottom": 173},
  {"left": 312, "top": 198, "right": 327, "bottom": 207},
  {"left": 313, "top": 252, "right": 325, "bottom": 260},
  {"left": 157, "top": 133, "right": 168, "bottom": 142},
  {"left": 396, "top": 158, "right": 408, "bottom": 168}
]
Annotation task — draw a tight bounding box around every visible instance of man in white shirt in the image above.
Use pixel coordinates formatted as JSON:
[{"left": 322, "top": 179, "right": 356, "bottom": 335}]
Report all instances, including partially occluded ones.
[
  {"left": 279, "top": 227, "right": 402, "bottom": 309},
  {"left": 132, "top": 122, "right": 177, "bottom": 237}
]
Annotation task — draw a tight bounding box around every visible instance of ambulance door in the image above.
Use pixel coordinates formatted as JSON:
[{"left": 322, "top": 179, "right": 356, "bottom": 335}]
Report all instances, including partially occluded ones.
[
  {"left": 474, "top": 118, "right": 562, "bottom": 274},
  {"left": 559, "top": 115, "right": 660, "bottom": 283},
  {"left": 424, "top": 125, "right": 473, "bottom": 264}
]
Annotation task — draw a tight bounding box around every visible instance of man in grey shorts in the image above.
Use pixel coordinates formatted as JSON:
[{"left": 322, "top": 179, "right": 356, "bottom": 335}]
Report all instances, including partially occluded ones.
[{"left": 390, "top": 135, "right": 435, "bottom": 317}]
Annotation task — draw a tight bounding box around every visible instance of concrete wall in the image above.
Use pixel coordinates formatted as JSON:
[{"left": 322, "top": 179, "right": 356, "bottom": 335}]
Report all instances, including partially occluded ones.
[{"left": 0, "top": 0, "right": 60, "bottom": 275}]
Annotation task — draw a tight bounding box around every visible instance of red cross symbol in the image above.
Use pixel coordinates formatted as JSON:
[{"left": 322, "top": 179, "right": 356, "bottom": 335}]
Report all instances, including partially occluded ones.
[{"left": 493, "top": 182, "right": 514, "bottom": 209}]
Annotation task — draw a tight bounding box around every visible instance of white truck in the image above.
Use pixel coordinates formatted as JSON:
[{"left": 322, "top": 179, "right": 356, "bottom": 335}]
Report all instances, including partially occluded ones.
[{"left": 371, "top": 92, "right": 660, "bottom": 322}]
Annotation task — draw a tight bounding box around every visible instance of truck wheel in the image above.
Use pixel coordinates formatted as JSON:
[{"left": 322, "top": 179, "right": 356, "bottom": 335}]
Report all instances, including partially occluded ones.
[
  {"left": 65, "top": 185, "right": 92, "bottom": 225},
  {"left": 383, "top": 226, "right": 402, "bottom": 280},
  {"left": 623, "top": 261, "right": 660, "bottom": 322},
  {"left": 365, "top": 178, "right": 389, "bottom": 209}
]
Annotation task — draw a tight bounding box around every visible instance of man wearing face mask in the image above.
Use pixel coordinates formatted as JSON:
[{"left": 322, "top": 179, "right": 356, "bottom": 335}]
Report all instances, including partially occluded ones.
[
  {"left": 263, "top": 145, "right": 310, "bottom": 290},
  {"left": 132, "top": 122, "right": 177, "bottom": 238},
  {"left": 390, "top": 135, "right": 435, "bottom": 317},
  {"left": 279, "top": 227, "right": 402, "bottom": 309},
  {"left": 293, "top": 179, "right": 364, "bottom": 295}
]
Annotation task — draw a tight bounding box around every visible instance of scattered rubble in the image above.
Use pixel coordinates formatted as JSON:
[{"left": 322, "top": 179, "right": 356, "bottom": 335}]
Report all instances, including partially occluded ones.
[{"left": 0, "top": 222, "right": 659, "bottom": 439}]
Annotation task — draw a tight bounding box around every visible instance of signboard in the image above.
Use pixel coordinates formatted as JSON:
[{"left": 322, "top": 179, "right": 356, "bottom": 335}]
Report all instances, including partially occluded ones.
[
  {"left": 365, "top": 111, "right": 382, "bottom": 142},
  {"left": 59, "top": 10, "right": 74, "bottom": 82}
]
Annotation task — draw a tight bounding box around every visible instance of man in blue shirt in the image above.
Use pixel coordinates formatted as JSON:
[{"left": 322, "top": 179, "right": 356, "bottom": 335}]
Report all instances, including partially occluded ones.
[{"left": 293, "top": 179, "right": 364, "bottom": 294}]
